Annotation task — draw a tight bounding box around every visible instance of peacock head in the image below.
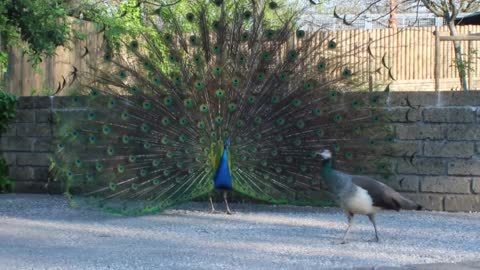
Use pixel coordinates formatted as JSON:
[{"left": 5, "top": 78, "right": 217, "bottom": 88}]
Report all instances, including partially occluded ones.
[
  {"left": 316, "top": 149, "right": 332, "bottom": 160},
  {"left": 224, "top": 137, "right": 231, "bottom": 148}
]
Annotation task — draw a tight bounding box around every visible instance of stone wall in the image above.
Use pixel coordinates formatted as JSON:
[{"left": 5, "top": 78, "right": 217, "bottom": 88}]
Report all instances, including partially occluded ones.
[
  {"left": 386, "top": 91, "right": 480, "bottom": 211},
  {"left": 1, "top": 93, "right": 480, "bottom": 212}
]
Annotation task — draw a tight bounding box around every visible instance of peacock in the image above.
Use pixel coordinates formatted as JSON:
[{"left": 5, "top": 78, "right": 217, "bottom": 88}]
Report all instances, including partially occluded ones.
[{"left": 52, "top": 0, "right": 396, "bottom": 215}]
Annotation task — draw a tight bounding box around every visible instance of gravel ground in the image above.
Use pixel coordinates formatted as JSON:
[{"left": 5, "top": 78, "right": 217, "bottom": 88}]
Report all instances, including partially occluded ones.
[{"left": 0, "top": 194, "right": 479, "bottom": 270}]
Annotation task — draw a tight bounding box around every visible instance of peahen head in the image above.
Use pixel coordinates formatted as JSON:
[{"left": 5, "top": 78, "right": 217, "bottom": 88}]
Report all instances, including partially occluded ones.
[{"left": 316, "top": 149, "right": 332, "bottom": 160}]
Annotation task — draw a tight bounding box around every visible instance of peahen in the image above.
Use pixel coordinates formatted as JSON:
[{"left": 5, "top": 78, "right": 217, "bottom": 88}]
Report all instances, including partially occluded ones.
[
  {"left": 53, "top": 0, "right": 397, "bottom": 215},
  {"left": 316, "top": 149, "right": 422, "bottom": 243}
]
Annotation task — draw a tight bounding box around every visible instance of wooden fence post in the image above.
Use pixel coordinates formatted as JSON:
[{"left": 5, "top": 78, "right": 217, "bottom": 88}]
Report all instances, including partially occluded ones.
[{"left": 434, "top": 26, "right": 440, "bottom": 92}]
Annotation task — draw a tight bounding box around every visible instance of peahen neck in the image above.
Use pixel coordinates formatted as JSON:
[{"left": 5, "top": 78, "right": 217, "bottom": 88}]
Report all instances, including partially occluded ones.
[{"left": 320, "top": 158, "right": 349, "bottom": 194}]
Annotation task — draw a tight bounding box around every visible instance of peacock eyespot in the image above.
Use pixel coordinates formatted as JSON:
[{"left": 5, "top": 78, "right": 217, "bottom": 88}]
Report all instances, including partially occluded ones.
[
  {"left": 239, "top": 55, "right": 246, "bottom": 64},
  {"left": 87, "top": 112, "right": 96, "bottom": 120},
  {"left": 268, "top": 1, "right": 279, "bottom": 9},
  {"left": 164, "top": 96, "right": 173, "bottom": 106},
  {"left": 248, "top": 96, "right": 256, "bottom": 103},
  {"left": 292, "top": 99, "right": 302, "bottom": 107},
  {"left": 316, "top": 128, "right": 324, "bottom": 137},
  {"left": 296, "top": 29, "right": 305, "bottom": 38},
  {"left": 122, "top": 135, "right": 130, "bottom": 144},
  {"left": 129, "top": 85, "right": 140, "bottom": 94},
  {"left": 275, "top": 135, "right": 283, "bottom": 142},
  {"left": 276, "top": 118, "right": 285, "bottom": 126},
  {"left": 169, "top": 54, "right": 177, "bottom": 63},
  {"left": 215, "top": 116, "right": 224, "bottom": 124},
  {"left": 90, "top": 89, "right": 98, "bottom": 96},
  {"left": 256, "top": 73, "right": 265, "bottom": 81},
  {"left": 243, "top": 10, "right": 252, "bottom": 20},
  {"left": 342, "top": 68, "right": 352, "bottom": 77},
  {"left": 317, "top": 62, "right": 327, "bottom": 72},
  {"left": 278, "top": 72, "right": 288, "bottom": 81},
  {"left": 152, "top": 160, "right": 160, "bottom": 167},
  {"left": 183, "top": 98, "right": 193, "bottom": 109},
  {"left": 294, "top": 138, "right": 301, "bottom": 146},
  {"left": 186, "top": 12, "right": 195, "bottom": 22},
  {"left": 193, "top": 55, "right": 202, "bottom": 64},
  {"left": 117, "top": 165, "right": 125, "bottom": 173},
  {"left": 164, "top": 33, "right": 173, "bottom": 42},
  {"left": 312, "top": 108, "right": 322, "bottom": 116},
  {"left": 228, "top": 103, "right": 237, "bottom": 112},
  {"left": 232, "top": 78, "right": 240, "bottom": 87},
  {"left": 345, "top": 152, "right": 353, "bottom": 159},
  {"left": 200, "top": 104, "right": 209, "bottom": 113},
  {"left": 96, "top": 162, "right": 104, "bottom": 171},
  {"left": 129, "top": 40, "right": 139, "bottom": 50},
  {"left": 75, "top": 159, "right": 82, "bottom": 167},
  {"left": 141, "top": 123, "right": 151, "bottom": 132},
  {"left": 333, "top": 143, "right": 340, "bottom": 151},
  {"left": 236, "top": 120, "right": 245, "bottom": 128},
  {"left": 153, "top": 77, "right": 161, "bottom": 85},
  {"left": 179, "top": 134, "right": 188, "bottom": 142},
  {"left": 215, "top": 89, "right": 225, "bottom": 98},
  {"left": 288, "top": 50, "right": 298, "bottom": 61},
  {"left": 109, "top": 182, "right": 117, "bottom": 191},
  {"left": 161, "top": 117, "right": 171, "bottom": 126},
  {"left": 174, "top": 76, "right": 182, "bottom": 85},
  {"left": 265, "top": 29, "right": 275, "bottom": 39},
  {"left": 143, "top": 142, "right": 151, "bottom": 149},
  {"left": 197, "top": 121, "right": 206, "bottom": 129},
  {"left": 104, "top": 53, "right": 113, "bottom": 62},
  {"left": 102, "top": 125, "right": 111, "bottom": 134},
  {"left": 262, "top": 52, "right": 271, "bottom": 61},
  {"left": 189, "top": 35, "right": 198, "bottom": 45},
  {"left": 89, "top": 135, "right": 96, "bottom": 144},
  {"left": 162, "top": 136, "right": 170, "bottom": 145},
  {"left": 241, "top": 32, "right": 249, "bottom": 42},
  {"left": 303, "top": 82, "right": 313, "bottom": 90},
  {"left": 334, "top": 114, "right": 343, "bottom": 123},
  {"left": 179, "top": 117, "right": 189, "bottom": 126},
  {"left": 271, "top": 96, "right": 280, "bottom": 103},
  {"left": 328, "top": 39, "right": 337, "bottom": 49},
  {"left": 213, "top": 45, "right": 221, "bottom": 54},
  {"left": 254, "top": 117, "right": 262, "bottom": 124},
  {"left": 214, "top": 67, "right": 222, "bottom": 75},
  {"left": 143, "top": 100, "right": 152, "bottom": 110},
  {"left": 296, "top": 120, "right": 305, "bottom": 129},
  {"left": 212, "top": 20, "right": 221, "bottom": 30}
]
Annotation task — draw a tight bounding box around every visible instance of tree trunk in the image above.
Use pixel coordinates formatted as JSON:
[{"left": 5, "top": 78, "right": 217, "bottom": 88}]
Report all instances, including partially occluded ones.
[
  {"left": 447, "top": 20, "right": 469, "bottom": 91},
  {"left": 388, "top": 0, "right": 397, "bottom": 29}
]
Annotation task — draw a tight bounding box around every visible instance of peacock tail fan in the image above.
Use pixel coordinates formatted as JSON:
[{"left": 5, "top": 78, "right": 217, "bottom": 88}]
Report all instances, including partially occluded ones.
[{"left": 52, "top": 0, "right": 395, "bottom": 215}]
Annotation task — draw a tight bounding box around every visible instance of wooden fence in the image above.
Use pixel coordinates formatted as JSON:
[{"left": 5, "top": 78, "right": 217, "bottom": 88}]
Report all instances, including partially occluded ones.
[{"left": 4, "top": 21, "right": 480, "bottom": 95}]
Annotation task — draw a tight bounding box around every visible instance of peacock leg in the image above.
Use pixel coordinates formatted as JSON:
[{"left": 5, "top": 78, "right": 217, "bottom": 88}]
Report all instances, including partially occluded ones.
[
  {"left": 223, "top": 191, "right": 232, "bottom": 215},
  {"left": 209, "top": 196, "right": 215, "bottom": 213},
  {"left": 368, "top": 214, "right": 380, "bottom": 242},
  {"left": 341, "top": 213, "right": 354, "bottom": 244}
]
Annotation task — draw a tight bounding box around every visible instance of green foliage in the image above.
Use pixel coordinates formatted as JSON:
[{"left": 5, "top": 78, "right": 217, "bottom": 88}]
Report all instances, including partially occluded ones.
[
  {"left": 0, "top": 158, "right": 14, "bottom": 192},
  {"left": 0, "top": 90, "right": 16, "bottom": 133},
  {"left": 0, "top": 0, "right": 70, "bottom": 66},
  {"left": 0, "top": 90, "right": 16, "bottom": 193}
]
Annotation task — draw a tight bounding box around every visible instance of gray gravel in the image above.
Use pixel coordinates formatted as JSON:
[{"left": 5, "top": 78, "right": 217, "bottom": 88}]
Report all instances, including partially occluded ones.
[{"left": 0, "top": 194, "right": 479, "bottom": 270}]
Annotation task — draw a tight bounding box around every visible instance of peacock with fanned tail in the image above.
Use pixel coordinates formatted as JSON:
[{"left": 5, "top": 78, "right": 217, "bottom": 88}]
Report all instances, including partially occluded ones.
[{"left": 52, "top": 0, "right": 397, "bottom": 215}]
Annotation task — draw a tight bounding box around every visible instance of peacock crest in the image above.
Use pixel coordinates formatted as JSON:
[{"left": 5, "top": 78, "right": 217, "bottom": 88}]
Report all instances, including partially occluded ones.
[{"left": 52, "top": 0, "right": 395, "bottom": 215}]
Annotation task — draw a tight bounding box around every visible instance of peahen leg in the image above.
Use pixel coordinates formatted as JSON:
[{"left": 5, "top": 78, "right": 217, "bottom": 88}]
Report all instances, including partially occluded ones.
[
  {"left": 368, "top": 214, "right": 380, "bottom": 242},
  {"left": 341, "top": 213, "right": 354, "bottom": 244},
  {"left": 223, "top": 191, "right": 232, "bottom": 215},
  {"left": 209, "top": 196, "right": 215, "bottom": 213}
]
